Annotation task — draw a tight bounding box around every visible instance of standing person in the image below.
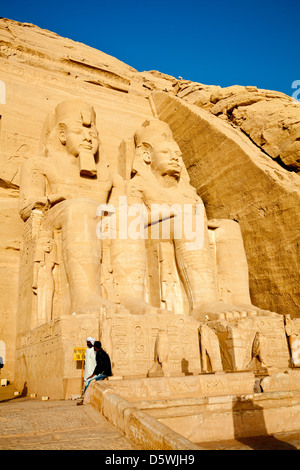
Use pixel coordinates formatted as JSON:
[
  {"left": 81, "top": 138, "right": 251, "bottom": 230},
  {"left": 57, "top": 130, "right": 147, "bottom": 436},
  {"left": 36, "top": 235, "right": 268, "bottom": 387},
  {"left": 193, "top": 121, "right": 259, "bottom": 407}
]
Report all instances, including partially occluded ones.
[{"left": 83, "top": 337, "right": 96, "bottom": 388}]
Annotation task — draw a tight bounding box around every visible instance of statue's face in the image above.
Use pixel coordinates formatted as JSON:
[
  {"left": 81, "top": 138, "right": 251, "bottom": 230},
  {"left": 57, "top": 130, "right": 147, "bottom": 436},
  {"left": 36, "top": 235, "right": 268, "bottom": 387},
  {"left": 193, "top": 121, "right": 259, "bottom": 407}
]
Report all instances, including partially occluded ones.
[
  {"left": 151, "top": 140, "right": 183, "bottom": 178},
  {"left": 62, "top": 121, "right": 99, "bottom": 157}
]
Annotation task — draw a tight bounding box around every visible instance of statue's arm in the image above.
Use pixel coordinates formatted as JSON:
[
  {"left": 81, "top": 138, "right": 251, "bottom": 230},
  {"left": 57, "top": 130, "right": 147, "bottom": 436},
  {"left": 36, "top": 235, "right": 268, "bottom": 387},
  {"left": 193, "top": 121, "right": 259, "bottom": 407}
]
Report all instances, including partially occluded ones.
[
  {"left": 18, "top": 158, "right": 48, "bottom": 221},
  {"left": 110, "top": 173, "right": 126, "bottom": 204},
  {"left": 19, "top": 158, "right": 67, "bottom": 220},
  {"left": 47, "top": 194, "right": 66, "bottom": 205}
]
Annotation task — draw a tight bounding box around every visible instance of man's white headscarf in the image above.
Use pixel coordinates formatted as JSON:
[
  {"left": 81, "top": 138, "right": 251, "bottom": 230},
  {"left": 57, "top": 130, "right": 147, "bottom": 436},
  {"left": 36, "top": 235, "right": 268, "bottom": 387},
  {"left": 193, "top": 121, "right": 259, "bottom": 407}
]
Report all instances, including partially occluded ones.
[{"left": 86, "top": 337, "right": 96, "bottom": 345}]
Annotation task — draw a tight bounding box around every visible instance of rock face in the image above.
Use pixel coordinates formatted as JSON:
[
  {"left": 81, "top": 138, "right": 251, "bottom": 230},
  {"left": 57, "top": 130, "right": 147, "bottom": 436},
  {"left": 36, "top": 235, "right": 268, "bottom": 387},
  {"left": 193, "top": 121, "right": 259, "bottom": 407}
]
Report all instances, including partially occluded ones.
[
  {"left": 0, "top": 17, "right": 299, "bottom": 390},
  {"left": 171, "top": 81, "right": 300, "bottom": 173}
]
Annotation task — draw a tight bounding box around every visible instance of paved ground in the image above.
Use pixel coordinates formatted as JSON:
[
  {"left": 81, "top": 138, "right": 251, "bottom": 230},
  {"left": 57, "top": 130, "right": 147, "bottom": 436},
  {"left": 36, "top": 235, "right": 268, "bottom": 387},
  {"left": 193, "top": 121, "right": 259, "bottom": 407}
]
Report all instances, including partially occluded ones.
[
  {"left": 0, "top": 387, "right": 139, "bottom": 450},
  {"left": 197, "top": 433, "right": 300, "bottom": 450},
  {"left": 1, "top": 385, "right": 300, "bottom": 451}
]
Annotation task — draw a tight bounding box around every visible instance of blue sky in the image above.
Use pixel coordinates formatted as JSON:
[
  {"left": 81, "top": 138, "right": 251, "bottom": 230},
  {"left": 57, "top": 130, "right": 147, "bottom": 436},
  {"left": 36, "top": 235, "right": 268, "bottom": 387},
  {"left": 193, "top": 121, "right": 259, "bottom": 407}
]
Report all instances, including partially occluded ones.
[{"left": 1, "top": 0, "right": 299, "bottom": 96}]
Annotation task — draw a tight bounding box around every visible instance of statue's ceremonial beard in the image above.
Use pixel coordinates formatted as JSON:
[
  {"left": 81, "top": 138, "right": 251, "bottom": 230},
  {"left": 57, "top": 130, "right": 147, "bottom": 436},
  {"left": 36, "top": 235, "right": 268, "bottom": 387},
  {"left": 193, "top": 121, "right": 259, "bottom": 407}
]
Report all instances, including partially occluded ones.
[{"left": 78, "top": 150, "right": 97, "bottom": 177}]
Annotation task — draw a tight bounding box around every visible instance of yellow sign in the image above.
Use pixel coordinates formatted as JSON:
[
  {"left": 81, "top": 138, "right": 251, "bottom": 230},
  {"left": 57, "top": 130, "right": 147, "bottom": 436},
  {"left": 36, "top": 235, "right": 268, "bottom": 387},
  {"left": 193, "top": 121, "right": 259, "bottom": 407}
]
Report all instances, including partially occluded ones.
[{"left": 73, "top": 347, "right": 86, "bottom": 361}]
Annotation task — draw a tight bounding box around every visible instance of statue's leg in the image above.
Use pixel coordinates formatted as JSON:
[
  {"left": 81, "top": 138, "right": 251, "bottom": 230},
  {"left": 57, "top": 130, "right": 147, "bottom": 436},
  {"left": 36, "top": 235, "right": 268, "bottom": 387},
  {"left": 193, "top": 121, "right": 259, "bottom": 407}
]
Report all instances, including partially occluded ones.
[
  {"left": 175, "top": 217, "right": 278, "bottom": 320},
  {"left": 37, "top": 265, "right": 55, "bottom": 324},
  {"left": 174, "top": 224, "right": 219, "bottom": 312},
  {"left": 43, "top": 199, "right": 104, "bottom": 313},
  {"left": 211, "top": 219, "right": 278, "bottom": 317},
  {"left": 211, "top": 219, "right": 252, "bottom": 306},
  {"left": 174, "top": 219, "right": 259, "bottom": 321},
  {"left": 110, "top": 236, "right": 169, "bottom": 315},
  {"left": 110, "top": 236, "right": 147, "bottom": 312}
]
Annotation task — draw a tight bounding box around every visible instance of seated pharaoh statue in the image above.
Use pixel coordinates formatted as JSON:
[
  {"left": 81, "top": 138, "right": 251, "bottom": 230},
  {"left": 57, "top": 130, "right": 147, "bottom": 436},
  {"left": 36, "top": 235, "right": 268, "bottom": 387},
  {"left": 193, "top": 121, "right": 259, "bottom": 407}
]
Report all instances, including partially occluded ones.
[
  {"left": 111, "top": 119, "right": 278, "bottom": 321},
  {"left": 19, "top": 99, "right": 125, "bottom": 316}
]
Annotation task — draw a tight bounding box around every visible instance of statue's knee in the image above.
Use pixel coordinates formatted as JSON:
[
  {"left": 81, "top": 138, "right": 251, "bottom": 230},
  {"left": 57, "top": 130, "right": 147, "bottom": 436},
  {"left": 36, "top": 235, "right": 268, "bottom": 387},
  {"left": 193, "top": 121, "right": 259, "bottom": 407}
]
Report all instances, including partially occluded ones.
[
  {"left": 65, "top": 198, "right": 98, "bottom": 217},
  {"left": 209, "top": 218, "right": 242, "bottom": 239}
]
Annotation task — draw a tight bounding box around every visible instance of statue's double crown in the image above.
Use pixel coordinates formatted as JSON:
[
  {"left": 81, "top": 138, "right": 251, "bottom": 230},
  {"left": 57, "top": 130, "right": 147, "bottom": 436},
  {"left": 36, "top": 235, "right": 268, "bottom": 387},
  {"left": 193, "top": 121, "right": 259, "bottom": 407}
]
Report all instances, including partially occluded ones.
[
  {"left": 55, "top": 99, "right": 96, "bottom": 127},
  {"left": 134, "top": 119, "right": 174, "bottom": 147}
]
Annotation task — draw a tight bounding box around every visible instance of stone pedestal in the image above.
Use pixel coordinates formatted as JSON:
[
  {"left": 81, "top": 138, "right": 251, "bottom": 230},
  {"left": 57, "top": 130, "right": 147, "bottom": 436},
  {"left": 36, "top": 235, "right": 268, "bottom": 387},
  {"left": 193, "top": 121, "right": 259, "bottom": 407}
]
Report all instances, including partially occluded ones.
[
  {"left": 208, "top": 315, "right": 291, "bottom": 372},
  {"left": 15, "top": 309, "right": 202, "bottom": 399},
  {"left": 101, "top": 310, "right": 202, "bottom": 379},
  {"left": 15, "top": 313, "right": 100, "bottom": 399}
]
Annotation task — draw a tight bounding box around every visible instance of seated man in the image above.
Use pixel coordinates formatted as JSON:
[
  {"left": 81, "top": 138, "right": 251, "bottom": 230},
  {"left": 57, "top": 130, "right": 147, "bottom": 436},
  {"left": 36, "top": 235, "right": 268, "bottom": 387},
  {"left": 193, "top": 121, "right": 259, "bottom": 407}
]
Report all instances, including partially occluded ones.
[{"left": 78, "top": 340, "right": 112, "bottom": 405}]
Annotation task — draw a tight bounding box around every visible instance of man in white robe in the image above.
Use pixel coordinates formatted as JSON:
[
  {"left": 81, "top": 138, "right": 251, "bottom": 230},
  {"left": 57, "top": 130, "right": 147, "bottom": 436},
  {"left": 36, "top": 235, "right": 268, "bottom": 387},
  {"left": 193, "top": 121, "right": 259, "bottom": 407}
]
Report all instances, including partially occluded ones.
[{"left": 83, "top": 337, "right": 96, "bottom": 387}]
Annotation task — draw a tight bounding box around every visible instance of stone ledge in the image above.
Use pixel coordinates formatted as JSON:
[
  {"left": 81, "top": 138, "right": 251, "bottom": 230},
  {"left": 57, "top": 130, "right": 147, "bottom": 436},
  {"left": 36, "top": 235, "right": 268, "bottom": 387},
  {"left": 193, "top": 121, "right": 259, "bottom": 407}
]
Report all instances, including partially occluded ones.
[
  {"left": 87, "top": 376, "right": 300, "bottom": 445},
  {"left": 88, "top": 371, "right": 257, "bottom": 401},
  {"left": 87, "top": 381, "right": 203, "bottom": 450}
]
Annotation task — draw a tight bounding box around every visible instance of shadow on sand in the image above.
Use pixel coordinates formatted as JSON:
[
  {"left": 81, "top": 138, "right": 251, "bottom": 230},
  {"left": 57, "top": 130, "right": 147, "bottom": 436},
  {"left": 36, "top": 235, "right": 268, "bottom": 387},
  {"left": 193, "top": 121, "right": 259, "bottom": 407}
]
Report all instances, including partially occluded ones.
[{"left": 233, "top": 397, "right": 297, "bottom": 450}]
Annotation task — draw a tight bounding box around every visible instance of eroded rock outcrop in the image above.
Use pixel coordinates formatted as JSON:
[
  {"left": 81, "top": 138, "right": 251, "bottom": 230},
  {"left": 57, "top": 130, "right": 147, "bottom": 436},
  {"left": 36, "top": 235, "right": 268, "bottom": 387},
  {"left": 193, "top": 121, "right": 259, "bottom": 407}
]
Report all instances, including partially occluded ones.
[{"left": 171, "top": 80, "right": 300, "bottom": 173}]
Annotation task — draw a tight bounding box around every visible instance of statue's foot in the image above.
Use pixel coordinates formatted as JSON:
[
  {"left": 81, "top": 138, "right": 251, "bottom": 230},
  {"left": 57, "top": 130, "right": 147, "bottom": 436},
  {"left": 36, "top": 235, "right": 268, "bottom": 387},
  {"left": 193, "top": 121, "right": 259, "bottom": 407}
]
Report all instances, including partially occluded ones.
[
  {"left": 71, "top": 295, "right": 122, "bottom": 315},
  {"left": 147, "top": 361, "right": 163, "bottom": 377},
  {"left": 237, "top": 304, "right": 280, "bottom": 318},
  {"left": 192, "top": 301, "right": 259, "bottom": 322},
  {"left": 121, "top": 299, "right": 173, "bottom": 316},
  {"left": 142, "top": 304, "right": 172, "bottom": 315}
]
